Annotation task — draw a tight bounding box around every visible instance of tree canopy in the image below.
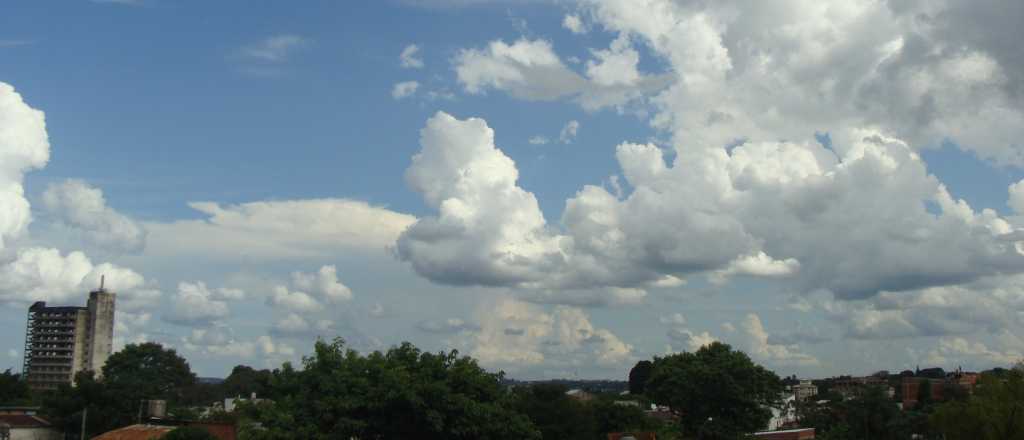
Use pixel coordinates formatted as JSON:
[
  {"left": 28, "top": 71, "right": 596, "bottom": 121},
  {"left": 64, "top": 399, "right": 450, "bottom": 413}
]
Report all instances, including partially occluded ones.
[
  {"left": 43, "top": 343, "right": 197, "bottom": 438},
  {"left": 244, "top": 338, "right": 540, "bottom": 440},
  {"left": 0, "top": 369, "right": 30, "bottom": 405},
  {"left": 645, "top": 342, "right": 783, "bottom": 439},
  {"left": 930, "top": 371, "right": 1024, "bottom": 440},
  {"left": 509, "top": 383, "right": 660, "bottom": 440},
  {"left": 102, "top": 342, "right": 196, "bottom": 400},
  {"left": 163, "top": 426, "right": 218, "bottom": 440},
  {"left": 220, "top": 365, "right": 273, "bottom": 399},
  {"left": 628, "top": 360, "right": 653, "bottom": 395}
]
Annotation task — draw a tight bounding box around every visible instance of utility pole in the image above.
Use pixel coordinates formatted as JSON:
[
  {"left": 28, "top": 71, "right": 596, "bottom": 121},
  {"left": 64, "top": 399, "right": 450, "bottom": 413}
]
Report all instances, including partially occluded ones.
[{"left": 79, "top": 407, "right": 87, "bottom": 440}]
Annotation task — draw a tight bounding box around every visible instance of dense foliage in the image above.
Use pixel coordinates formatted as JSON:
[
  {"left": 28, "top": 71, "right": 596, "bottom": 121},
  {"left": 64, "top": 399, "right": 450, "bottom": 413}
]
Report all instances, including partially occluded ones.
[
  {"left": 930, "top": 370, "right": 1024, "bottom": 440},
  {"left": 103, "top": 342, "right": 197, "bottom": 401},
  {"left": 242, "top": 338, "right": 539, "bottom": 440},
  {"left": 220, "top": 365, "right": 273, "bottom": 398},
  {"left": 646, "top": 342, "right": 784, "bottom": 439},
  {"left": 628, "top": 360, "right": 653, "bottom": 395},
  {"left": 163, "top": 426, "right": 219, "bottom": 440},
  {"left": 0, "top": 369, "right": 30, "bottom": 405},
  {"left": 510, "top": 383, "right": 661, "bottom": 439},
  {"left": 43, "top": 343, "right": 197, "bottom": 437},
  {"left": 14, "top": 336, "right": 1020, "bottom": 440},
  {"left": 802, "top": 385, "right": 936, "bottom": 440}
]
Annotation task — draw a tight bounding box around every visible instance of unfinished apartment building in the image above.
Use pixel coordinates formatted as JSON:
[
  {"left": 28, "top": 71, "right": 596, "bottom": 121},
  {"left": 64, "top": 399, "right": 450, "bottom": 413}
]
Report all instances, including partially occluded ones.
[{"left": 22, "top": 281, "right": 115, "bottom": 391}]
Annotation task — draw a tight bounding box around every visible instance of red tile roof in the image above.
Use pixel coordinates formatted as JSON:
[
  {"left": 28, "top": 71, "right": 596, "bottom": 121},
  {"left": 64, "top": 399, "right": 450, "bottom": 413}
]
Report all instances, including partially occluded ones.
[
  {"left": 0, "top": 414, "right": 52, "bottom": 428},
  {"left": 753, "top": 428, "right": 816, "bottom": 439},
  {"left": 91, "top": 424, "right": 174, "bottom": 440},
  {"left": 91, "top": 422, "right": 236, "bottom": 440}
]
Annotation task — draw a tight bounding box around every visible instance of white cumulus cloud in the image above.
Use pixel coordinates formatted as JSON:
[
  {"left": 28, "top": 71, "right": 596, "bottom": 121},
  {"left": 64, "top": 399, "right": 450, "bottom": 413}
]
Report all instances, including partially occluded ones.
[
  {"left": 454, "top": 38, "right": 671, "bottom": 111},
  {"left": 267, "top": 286, "right": 320, "bottom": 313},
  {"left": 291, "top": 265, "right": 353, "bottom": 303},
  {"left": 466, "top": 297, "right": 633, "bottom": 376},
  {"left": 0, "top": 82, "right": 49, "bottom": 250},
  {"left": 562, "top": 14, "right": 587, "bottom": 34},
  {"left": 399, "top": 44, "right": 424, "bottom": 69},
  {"left": 558, "top": 120, "right": 579, "bottom": 144},
  {"left": 0, "top": 247, "right": 146, "bottom": 305},
  {"left": 392, "top": 80, "right": 420, "bottom": 99},
  {"left": 165, "top": 281, "right": 232, "bottom": 325},
  {"left": 42, "top": 179, "right": 146, "bottom": 253}
]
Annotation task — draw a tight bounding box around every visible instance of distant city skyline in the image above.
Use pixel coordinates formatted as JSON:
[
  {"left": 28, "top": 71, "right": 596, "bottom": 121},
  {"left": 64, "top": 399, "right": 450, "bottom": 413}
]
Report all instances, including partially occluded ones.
[{"left": 1, "top": 0, "right": 1023, "bottom": 380}]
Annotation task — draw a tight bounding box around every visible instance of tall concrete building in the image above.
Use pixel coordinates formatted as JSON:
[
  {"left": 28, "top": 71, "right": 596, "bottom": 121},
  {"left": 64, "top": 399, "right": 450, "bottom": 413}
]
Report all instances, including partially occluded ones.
[{"left": 22, "top": 281, "right": 115, "bottom": 391}]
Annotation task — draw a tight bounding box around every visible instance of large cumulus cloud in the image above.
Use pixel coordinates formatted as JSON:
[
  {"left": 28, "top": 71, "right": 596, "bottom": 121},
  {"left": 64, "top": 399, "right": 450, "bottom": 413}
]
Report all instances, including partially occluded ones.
[
  {"left": 396, "top": 112, "right": 564, "bottom": 287},
  {"left": 396, "top": 112, "right": 1024, "bottom": 302},
  {"left": 0, "top": 82, "right": 153, "bottom": 308},
  {"left": 0, "top": 82, "right": 49, "bottom": 249},
  {"left": 575, "top": 0, "right": 1024, "bottom": 164},
  {"left": 42, "top": 179, "right": 147, "bottom": 253}
]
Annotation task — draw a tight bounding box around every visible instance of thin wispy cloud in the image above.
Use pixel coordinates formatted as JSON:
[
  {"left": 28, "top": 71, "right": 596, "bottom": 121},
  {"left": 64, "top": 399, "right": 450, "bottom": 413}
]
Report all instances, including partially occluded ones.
[
  {"left": 528, "top": 136, "right": 549, "bottom": 145},
  {"left": 91, "top": 0, "right": 145, "bottom": 5},
  {"left": 0, "top": 39, "right": 33, "bottom": 48},
  {"left": 239, "top": 34, "right": 309, "bottom": 63}
]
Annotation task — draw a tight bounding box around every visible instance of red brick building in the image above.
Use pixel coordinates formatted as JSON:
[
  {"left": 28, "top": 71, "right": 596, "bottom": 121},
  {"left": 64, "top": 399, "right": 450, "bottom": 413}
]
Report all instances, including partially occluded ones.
[{"left": 901, "top": 372, "right": 978, "bottom": 409}]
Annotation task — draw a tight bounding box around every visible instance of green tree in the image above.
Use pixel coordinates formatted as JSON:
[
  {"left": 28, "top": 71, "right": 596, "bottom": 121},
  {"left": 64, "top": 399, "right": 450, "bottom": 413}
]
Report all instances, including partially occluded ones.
[
  {"left": 511, "top": 383, "right": 595, "bottom": 440},
  {"left": 644, "top": 342, "right": 783, "bottom": 439},
  {"left": 629, "top": 360, "right": 654, "bottom": 395},
  {"left": 931, "top": 371, "right": 1024, "bottom": 440},
  {"left": 102, "top": 342, "right": 197, "bottom": 401},
  {"left": 804, "top": 385, "right": 936, "bottom": 440},
  {"left": 591, "top": 399, "right": 662, "bottom": 435},
  {"left": 220, "top": 365, "right": 273, "bottom": 399},
  {"left": 43, "top": 343, "right": 197, "bottom": 438},
  {"left": 510, "top": 384, "right": 662, "bottom": 439},
  {"left": 0, "top": 369, "right": 30, "bottom": 404},
  {"left": 842, "top": 386, "right": 903, "bottom": 439},
  {"left": 163, "top": 426, "right": 218, "bottom": 440},
  {"left": 42, "top": 371, "right": 122, "bottom": 438},
  {"left": 917, "top": 379, "right": 933, "bottom": 409},
  {"left": 245, "top": 339, "right": 540, "bottom": 440}
]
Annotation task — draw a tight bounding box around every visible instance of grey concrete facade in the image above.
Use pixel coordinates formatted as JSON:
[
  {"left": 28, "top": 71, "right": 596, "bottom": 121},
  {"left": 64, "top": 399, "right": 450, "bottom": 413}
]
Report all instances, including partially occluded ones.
[
  {"left": 86, "top": 290, "right": 115, "bottom": 376},
  {"left": 22, "top": 287, "right": 116, "bottom": 391}
]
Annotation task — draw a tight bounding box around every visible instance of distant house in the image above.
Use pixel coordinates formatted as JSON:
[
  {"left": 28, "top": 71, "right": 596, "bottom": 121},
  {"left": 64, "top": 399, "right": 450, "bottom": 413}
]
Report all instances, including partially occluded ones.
[
  {"left": 565, "top": 389, "right": 594, "bottom": 402},
  {"left": 644, "top": 405, "right": 676, "bottom": 423},
  {"left": 753, "top": 428, "right": 815, "bottom": 439},
  {"left": 607, "top": 433, "right": 656, "bottom": 440},
  {"left": 792, "top": 380, "right": 817, "bottom": 401},
  {"left": 0, "top": 412, "right": 61, "bottom": 440},
  {"left": 224, "top": 393, "right": 267, "bottom": 412}
]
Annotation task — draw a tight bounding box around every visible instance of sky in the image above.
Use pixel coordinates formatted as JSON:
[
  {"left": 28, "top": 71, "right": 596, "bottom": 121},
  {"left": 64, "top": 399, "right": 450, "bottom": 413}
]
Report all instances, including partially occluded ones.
[{"left": 1, "top": 0, "right": 1024, "bottom": 380}]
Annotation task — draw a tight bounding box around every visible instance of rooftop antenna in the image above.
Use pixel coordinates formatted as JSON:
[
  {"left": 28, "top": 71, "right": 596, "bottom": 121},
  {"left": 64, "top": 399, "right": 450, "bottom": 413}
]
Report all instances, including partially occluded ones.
[{"left": 99, "top": 275, "right": 105, "bottom": 292}]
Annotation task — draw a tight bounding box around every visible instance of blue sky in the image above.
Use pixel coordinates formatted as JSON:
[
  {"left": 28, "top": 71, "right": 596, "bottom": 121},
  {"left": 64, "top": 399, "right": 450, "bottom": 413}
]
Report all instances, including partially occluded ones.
[{"left": 2, "top": 0, "right": 1023, "bottom": 380}]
